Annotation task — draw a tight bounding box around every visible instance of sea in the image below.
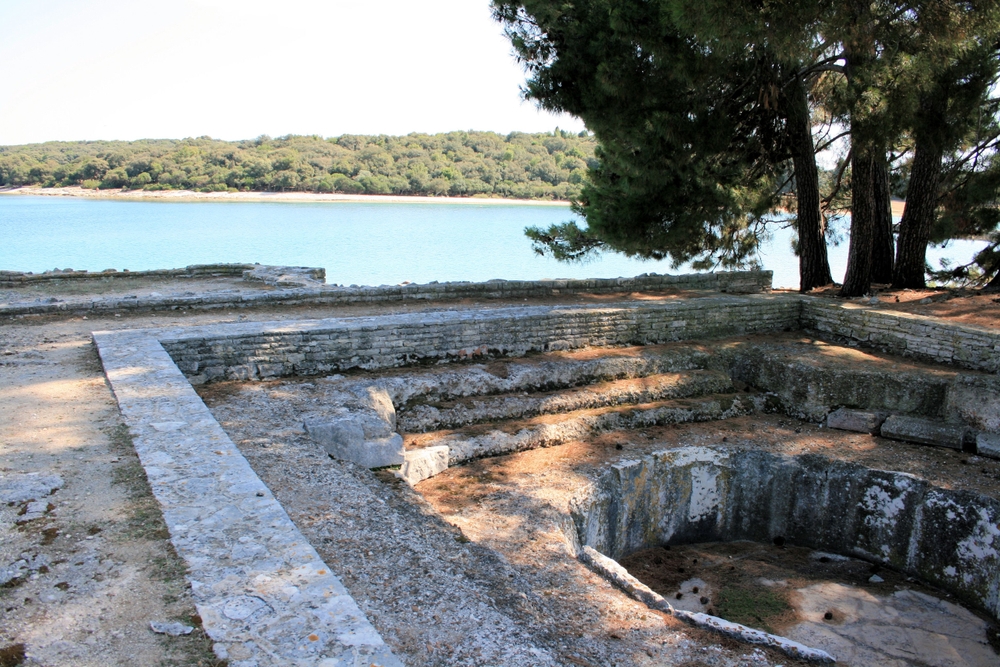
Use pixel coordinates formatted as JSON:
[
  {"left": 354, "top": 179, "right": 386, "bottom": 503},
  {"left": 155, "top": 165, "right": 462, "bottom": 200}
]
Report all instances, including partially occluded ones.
[{"left": 0, "top": 195, "right": 987, "bottom": 290}]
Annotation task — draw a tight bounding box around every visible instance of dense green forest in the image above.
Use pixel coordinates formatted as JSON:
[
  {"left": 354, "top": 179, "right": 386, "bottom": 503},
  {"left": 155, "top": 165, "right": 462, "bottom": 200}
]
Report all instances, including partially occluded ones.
[{"left": 0, "top": 130, "right": 596, "bottom": 200}]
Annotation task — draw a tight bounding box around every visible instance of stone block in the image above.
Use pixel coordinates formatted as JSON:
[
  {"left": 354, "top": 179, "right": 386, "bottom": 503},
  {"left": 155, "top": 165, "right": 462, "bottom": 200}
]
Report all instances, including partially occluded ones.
[
  {"left": 880, "top": 415, "right": 967, "bottom": 450},
  {"left": 0, "top": 473, "right": 63, "bottom": 503},
  {"left": 397, "top": 446, "right": 450, "bottom": 485},
  {"left": 826, "top": 408, "right": 886, "bottom": 434},
  {"left": 353, "top": 385, "right": 396, "bottom": 431},
  {"left": 305, "top": 417, "right": 404, "bottom": 468},
  {"left": 976, "top": 432, "right": 1000, "bottom": 460}
]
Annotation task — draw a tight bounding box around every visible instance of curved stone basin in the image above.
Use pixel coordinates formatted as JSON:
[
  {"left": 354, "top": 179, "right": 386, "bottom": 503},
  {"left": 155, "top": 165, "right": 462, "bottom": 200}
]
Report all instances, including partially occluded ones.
[{"left": 570, "top": 447, "right": 1000, "bottom": 620}]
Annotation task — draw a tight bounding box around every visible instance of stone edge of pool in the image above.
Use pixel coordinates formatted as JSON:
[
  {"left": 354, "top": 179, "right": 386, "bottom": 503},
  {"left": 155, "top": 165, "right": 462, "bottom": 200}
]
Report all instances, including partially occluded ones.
[{"left": 89, "top": 289, "right": 1000, "bottom": 666}]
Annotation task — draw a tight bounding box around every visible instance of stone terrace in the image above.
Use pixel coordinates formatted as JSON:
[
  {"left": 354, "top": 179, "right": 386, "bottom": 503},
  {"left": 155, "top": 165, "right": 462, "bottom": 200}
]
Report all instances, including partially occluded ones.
[{"left": 87, "top": 274, "right": 1000, "bottom": 666}]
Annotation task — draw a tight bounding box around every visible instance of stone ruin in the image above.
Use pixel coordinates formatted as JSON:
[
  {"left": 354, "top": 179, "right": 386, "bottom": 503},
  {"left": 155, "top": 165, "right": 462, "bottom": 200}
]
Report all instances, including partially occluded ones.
[{"left": 91, "top": 271, "right": 1000, "bottom": 666}]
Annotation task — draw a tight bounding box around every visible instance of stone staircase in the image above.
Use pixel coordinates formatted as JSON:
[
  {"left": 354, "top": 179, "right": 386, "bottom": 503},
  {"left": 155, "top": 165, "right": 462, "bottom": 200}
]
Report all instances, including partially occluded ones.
[{"left": 286, "top": 334, "right": 1000, "bottom": 485}]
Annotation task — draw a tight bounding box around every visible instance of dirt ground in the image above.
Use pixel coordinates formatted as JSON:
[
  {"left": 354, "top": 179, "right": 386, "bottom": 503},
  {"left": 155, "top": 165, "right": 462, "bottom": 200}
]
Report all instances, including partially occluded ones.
[
  {"left": 1, "top": 276, "right": 998, "bottom": 666},
  {"left": 1, "top": 294, "right": 575, "bottom": 666},
  {"left": 800, "top": 285, "right": 1000, "bottom": 330}
]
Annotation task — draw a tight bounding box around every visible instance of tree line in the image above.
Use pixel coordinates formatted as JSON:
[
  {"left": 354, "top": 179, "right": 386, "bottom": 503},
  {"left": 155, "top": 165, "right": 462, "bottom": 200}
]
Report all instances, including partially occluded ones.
[
  {"left": 495, "top": 0, "right": 1000, "bottom": 293},
  {"left": 0, "top": 131, "right": 597, "bottom": 201}
]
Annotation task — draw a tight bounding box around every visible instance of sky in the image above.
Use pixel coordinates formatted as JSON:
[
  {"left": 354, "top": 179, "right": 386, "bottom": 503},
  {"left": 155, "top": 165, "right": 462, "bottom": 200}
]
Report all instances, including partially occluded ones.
[{"left": 0, "top": 0, "right": 585, "bottom": 145}]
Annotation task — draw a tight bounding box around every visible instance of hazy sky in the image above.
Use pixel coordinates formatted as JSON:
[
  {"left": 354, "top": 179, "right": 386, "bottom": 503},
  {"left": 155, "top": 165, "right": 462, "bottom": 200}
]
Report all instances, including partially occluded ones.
[{"left": 0, "top": 0, "right": 584, "bottom": 145}]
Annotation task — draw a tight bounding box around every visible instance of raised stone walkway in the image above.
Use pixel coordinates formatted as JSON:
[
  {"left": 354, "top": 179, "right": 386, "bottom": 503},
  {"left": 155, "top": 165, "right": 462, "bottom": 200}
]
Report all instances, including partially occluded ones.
[{"left": 94, "top": 329, "right": 401, "bottom": 667}]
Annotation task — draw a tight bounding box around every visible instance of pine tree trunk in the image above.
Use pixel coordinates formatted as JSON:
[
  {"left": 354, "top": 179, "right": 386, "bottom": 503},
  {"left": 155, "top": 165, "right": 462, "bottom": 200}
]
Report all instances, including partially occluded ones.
[
  {"left": 840, "top": 0, "right": 878, "bottom": 298},
  {"left": 871, "top": 155, "right": 894, "bottom": 283},
  {"left": 788, "top": 78, "right": 832, "bottom": 291},
  {"left": 841, "top": 148, "right": 877, "bottom": 296},
  {"left": 893, "top": 139, "right": 944, "bottom": 288}
]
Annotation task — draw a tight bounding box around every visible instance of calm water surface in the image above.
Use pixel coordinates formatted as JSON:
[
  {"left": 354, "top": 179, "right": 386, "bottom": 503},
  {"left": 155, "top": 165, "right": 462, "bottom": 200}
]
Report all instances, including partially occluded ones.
[{"left": 0, "top": 196, "right": 986, "bottom": 290}]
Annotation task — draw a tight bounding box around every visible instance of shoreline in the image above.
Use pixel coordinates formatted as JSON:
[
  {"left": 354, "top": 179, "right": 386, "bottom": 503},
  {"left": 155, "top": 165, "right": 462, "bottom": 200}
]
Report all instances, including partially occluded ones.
[{"left": 0, "top": 185, "right": 571, "bottom": 206}]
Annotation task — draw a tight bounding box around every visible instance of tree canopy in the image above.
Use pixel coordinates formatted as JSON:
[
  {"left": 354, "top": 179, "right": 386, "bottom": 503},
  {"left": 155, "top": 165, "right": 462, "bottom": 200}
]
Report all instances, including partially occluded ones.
[
  {"left": 495, "top": 0, "right": 1000, "bottom": 293},
  {"left": 0, "top": 131, "right": 596, "bottom": 200}
]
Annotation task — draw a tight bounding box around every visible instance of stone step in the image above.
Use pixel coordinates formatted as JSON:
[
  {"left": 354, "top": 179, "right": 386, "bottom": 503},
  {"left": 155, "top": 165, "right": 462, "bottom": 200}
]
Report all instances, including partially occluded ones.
[
  {"left": 397, "top": 369, "right": 733, "bottom": 432},
  {"left": 378, "top": 343, "right": 713, "bottom": 408},
  {"left": 723, "top": 339, "right": 1000, "bottom": 432},
  {"left": 879, "top": 415, "right": 970, "bottom": 450},
  {"left": 400, "top": 393, "right": 758, "bottom": 484}
]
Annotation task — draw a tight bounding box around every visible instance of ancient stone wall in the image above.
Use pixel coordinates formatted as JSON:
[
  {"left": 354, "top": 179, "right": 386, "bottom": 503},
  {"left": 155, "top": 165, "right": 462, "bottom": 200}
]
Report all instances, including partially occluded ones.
[
  {"left": 802, "top": 300, "right": 1000, "bottom": 373},
  {"left": 158, "top": 296, "right": 801, "bottom": 383},
  {"left": 1, "top": 269, "right": 771, "bottom": 315},
  {"left": 0, "top": 263, "right": 255, "bottom": 286}
]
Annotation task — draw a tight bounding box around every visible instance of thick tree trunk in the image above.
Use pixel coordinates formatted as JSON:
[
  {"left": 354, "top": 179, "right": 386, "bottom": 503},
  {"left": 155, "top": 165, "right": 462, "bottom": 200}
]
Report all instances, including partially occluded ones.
[
  {"left": 841, "top": 148, "right": 877, "bottom": 296},
  {"left": 871, "top": 154, "right": 894, "bottom": 283},
  {"left": 840, "top": 0, "right": 878, "bottom": 298},
  {"left": 893, "top": 139, "right": 944, "bottom": 288},
  {"left": 788, "top": 79, "right": 833, "bottom": 291}
]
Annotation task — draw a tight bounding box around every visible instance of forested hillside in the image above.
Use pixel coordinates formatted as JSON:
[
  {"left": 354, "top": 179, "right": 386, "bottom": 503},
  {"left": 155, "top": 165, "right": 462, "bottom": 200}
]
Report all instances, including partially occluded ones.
[{"left": 0, "top": 131, "right": 596, "bottom": 200}]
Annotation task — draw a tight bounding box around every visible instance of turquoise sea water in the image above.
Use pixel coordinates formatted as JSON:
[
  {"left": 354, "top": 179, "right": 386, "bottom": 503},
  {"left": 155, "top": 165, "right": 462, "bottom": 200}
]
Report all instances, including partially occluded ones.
[{"left": 0, "top": 195, "right": 986, "bottom": 290}]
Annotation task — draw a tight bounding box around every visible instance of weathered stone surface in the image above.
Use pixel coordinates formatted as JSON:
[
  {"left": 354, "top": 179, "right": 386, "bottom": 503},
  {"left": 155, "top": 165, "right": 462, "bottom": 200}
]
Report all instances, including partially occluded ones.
[
  {"left": 0, "top": 473, "right": 63, "bottom": 503},
  {"left": 436, "top": 394, "right": 756, "bottom": 464},
  {"left": 880, "top": 415, "right": 968, "bottom": 450},
  {"left": 157, "top": 296, "right": 802, "bottom": 383},
  {"left": 242, "top": 265, "right": 326, "bottom": 288},
  {"left": 397, "top": 446, "right": 450, "bottom": 485},
  {"left": 93, "top": 330, "right": 401, "bottom": 667},
  {"left": 579, "top": 547, "right": 834, "bottom": 662},
  {"left": 353, "top": 385, "right": 396, "bottom": 431},
  {"left": 399, "top": 370, "right": 732, "bottom": 433},
  {"left": 826, "top": 408, "right": 886, "bottom": 434},
  {"left": 2, "top": 270, "right": 773, "bottom": 316},
  {"left": 304, "top": 385, "right": 403, "bottom": 468},
  {"left": 149, "top": 621, "right": 194, "bottom": 636},
  {"left": 304, "top": 418, "right": 404, "bottom": 468},
  {"left": 947, "top": 374, "right": 1000, "bottom": 433},
  {"left": 570, "top": 447, "right": 1000, "bottom": 620},
  {"left": 977, "top": 432, "right": 1000, "bottom": 460},
  {"left": 802, "top": 299, "right": 1000, "bottom": 374}
]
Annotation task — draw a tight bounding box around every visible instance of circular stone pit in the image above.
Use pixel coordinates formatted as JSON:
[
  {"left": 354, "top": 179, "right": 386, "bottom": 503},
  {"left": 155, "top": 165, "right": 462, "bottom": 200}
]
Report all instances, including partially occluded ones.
[{"left": 571, "top": 446, "right": 1000, "bottom": 664}]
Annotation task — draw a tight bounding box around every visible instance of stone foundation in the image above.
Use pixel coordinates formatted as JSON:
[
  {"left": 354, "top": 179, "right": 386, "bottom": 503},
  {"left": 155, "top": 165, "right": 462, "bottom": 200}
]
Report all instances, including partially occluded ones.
[{"left": 570, "top": 447, "right": 1000, "bottom": 620}]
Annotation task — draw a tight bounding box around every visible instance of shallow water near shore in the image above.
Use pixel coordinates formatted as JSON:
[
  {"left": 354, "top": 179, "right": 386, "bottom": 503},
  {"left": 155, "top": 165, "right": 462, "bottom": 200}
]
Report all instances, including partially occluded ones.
[{"left": 0, "top": 195, "right": 986, "bottom": 290}]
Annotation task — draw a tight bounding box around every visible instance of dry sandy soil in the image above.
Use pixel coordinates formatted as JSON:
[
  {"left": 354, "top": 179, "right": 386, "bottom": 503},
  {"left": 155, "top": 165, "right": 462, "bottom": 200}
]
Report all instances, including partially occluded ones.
[{"left": 1, "top": 276, "right": 998, "bottom": 666}]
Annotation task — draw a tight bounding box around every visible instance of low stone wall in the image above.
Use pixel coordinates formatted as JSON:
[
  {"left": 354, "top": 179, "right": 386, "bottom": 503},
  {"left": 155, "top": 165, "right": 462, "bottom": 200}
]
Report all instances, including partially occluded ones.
[
  {"left": 802, "top": 300, "right": 1000, "bottom": 373},
  {"left": 157, "top": 296, "right": 801, "bottom": 384},
  {"left": 0, "top": 263, "right": 254, "bottom": 287},
  {"left": 93, "top": 329, "right": 401, "bottom": 666},
  {"left": 1, "top": 269, "right": 772, "bottom": 316},
  {"left": 571, "top": 447, "right": 1000, "bottom": 620}
]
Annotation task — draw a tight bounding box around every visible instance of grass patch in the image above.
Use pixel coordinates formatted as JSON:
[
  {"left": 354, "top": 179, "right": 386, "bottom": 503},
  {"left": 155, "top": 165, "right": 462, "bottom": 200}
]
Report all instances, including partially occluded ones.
[
  {"left": 106, "top": 423, "right": 170, "bottom": 540},
  {"left": 713, "top": 579, "right": 791, "bottom": 633}
]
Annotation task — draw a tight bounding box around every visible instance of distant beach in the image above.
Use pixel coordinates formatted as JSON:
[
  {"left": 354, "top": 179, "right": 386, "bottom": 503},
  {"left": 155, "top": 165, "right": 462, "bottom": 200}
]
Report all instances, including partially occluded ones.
[{"left": 0, "top": 186, "right": 571, "bottom": 206}]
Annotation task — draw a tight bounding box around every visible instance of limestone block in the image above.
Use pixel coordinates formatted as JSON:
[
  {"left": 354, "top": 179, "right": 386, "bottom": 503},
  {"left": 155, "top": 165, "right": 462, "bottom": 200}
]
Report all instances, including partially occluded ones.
[
  {"left": 0, "top": 473, "right": 63, "bottom": 503},
  {"left": 826, "top": 408, "right": 886, "bottom": 434},
  {"left": 305, "top": 417, "right": 404, "bottom": 468},
  {"left": 880, "top": 415, "right": 967, "bottom": 450},
  {"left": 946, "top": 375, "right": 1000, "bottom": 433},
  {"left": 353, "top": 385, "right": 396, "bottom": 431},
  {"left": 976, "top": 432, "right": 1000, "bottom": 460},
  {"left": 397, "top": 446, "right": 450, "bottom": 485},
  {"left": 242, "top": 265, "right": 325, "bottom": 288}
]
